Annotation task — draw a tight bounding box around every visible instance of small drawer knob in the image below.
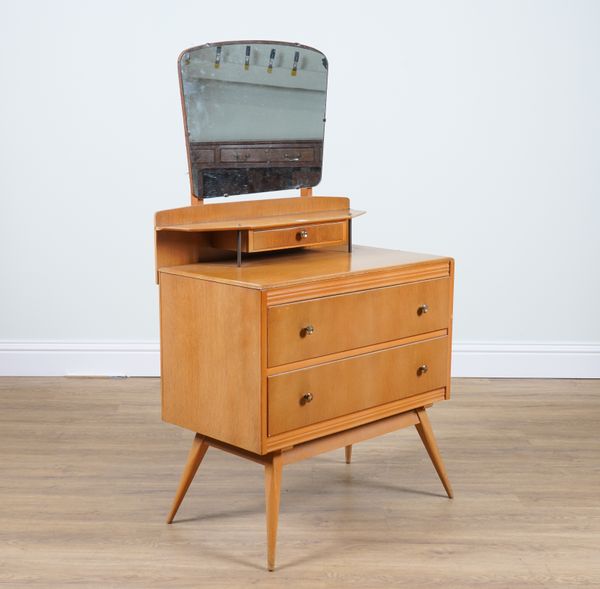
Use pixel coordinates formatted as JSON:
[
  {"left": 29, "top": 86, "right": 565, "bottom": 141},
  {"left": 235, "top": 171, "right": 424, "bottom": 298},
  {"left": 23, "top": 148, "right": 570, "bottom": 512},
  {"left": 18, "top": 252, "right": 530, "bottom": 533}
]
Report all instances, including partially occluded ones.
[
  {"left": 417, "top": 364, "right": 429, "bottom": 376},
  {"left": 297, "top": 230, "right": 309, "bottom": 240},
  {"left": 301, "top": 325, "right": 315, "bottom": 337},
  {"left": 300, "top": 392, "right": 314, "bottom": 405},
  {"left": 417, "top": 304, "right": 429, "bottom": 316}
]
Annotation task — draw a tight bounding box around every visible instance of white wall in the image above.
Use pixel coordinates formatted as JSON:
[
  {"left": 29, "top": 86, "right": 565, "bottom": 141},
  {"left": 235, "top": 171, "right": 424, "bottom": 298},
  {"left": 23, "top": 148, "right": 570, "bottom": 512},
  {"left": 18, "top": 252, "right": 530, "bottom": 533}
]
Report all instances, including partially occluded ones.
[{"left": 1, "top": 0, "right": 599, "bottom": 376}]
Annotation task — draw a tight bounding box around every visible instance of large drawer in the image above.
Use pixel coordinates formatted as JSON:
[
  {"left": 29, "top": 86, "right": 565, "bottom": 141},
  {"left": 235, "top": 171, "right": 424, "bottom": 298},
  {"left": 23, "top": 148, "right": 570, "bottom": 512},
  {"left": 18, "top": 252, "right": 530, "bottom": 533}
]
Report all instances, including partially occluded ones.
[
  {"left": 268, "top": 336, "right": 448, "bottom": 436},
  {"left": 268, "top": 277, "right": 450, "bottom": 367}
]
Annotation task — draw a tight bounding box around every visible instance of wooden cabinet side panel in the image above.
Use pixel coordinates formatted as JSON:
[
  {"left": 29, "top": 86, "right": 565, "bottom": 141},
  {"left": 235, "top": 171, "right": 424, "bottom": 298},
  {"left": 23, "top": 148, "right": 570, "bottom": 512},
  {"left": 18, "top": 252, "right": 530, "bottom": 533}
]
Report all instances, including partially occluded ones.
[
  {"left": 155, "top": 231, "right": 234, "bottom": 282},
  {"left": 159, "top": 273, "right": 262, "bottom": 453},
  {"left": 446, "top": 259, "right": 455, "bottom": 399}
]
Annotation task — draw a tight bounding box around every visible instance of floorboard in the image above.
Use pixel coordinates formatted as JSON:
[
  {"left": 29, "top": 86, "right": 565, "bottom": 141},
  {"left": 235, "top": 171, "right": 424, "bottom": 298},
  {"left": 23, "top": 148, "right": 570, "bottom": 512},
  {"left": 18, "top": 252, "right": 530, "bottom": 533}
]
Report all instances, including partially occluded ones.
[{"left": 0, "top": 377, "right": 599, "bottom": 587}]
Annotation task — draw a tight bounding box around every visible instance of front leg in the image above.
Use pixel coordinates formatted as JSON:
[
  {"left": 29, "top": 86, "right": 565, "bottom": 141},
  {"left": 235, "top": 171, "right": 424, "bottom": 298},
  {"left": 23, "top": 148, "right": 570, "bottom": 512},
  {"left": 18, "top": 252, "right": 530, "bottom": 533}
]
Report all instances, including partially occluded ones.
[
  {"left": 415, "top": 408, "right": 453, "bottom": 498},
  {"left": 264, "top": 452, "right": 283, "bottom": 571}
]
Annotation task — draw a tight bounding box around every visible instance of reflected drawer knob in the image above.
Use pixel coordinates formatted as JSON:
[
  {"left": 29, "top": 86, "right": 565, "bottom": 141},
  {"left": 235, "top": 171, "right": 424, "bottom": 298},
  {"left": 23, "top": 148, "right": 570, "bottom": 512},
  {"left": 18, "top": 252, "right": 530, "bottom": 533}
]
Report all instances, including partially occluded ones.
[
  {"left": 297, "top": 230, "right": 309, "bottom": 240},
  {"left": 301, "top": 325, "right": 315, "bottom": 337},
  {"left": 417, "top": 304, "right": 429, "bottom": 316},
  {"left": 300, "top": 392, "right": 314, "bottom": 405},
  {"left": 417, "top": 364, "right": 429, "bottom": 376}
]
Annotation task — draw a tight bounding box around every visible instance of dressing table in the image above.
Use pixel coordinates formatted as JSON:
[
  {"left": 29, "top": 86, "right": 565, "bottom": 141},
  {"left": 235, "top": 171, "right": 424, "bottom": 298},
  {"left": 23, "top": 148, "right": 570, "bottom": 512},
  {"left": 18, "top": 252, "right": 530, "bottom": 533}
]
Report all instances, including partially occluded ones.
[{"left": 156, "top": 41, "right": 454, "bottom": 571}]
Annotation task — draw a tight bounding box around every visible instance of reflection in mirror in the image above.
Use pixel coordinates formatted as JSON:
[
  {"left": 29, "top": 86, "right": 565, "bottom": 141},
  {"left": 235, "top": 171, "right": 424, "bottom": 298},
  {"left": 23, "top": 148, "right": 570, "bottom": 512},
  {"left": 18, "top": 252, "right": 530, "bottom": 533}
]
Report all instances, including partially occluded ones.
[{"left": 179, "top": 41, "right": 328, "bottom": 198}]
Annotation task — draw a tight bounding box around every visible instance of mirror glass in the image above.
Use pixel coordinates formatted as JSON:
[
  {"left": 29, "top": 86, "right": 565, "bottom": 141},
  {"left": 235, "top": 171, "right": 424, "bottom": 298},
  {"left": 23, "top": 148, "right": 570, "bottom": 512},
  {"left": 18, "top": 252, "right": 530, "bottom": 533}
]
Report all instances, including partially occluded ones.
[{"left": 179, "top": 41, "right": 328, "bottom": 198}]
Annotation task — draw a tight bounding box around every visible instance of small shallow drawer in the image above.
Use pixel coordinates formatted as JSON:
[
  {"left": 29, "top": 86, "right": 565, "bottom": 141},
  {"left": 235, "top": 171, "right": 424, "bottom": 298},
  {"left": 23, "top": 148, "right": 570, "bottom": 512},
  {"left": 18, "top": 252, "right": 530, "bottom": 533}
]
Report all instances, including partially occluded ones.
[
  {"left": 268, "top": 277, "right": 450, "bottom": 367},
  {"left": 269, "top": 147, "right": 315, "bottom": 164},
  {"left": 190, "top": 148, "right": 215, "bottom": 163},
  {"left": 268, "top": 336, "right": 448, "bottom": 436},
  {"left": 220, "top": 147, "right": 270, "bottom": 163},
  {"left": 251, "top": 221, "right": 346, "bottom": 252}
]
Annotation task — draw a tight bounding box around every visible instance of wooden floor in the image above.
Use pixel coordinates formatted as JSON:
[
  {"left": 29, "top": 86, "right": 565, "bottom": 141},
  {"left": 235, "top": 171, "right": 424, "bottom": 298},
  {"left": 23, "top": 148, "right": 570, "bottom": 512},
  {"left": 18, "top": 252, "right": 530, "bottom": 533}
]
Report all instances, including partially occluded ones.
[{"left": 1, "top": 378, "right": 599, "bottom": 588}]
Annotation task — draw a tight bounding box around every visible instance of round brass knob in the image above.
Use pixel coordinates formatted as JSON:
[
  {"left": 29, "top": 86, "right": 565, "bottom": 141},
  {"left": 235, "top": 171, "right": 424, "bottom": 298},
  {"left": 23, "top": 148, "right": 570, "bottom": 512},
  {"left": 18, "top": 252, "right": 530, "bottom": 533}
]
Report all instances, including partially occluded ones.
[
  {"left": 297, "top": 230, "right": 309, "bottom": 240},
  {"left": 417, "top": 304, "right": 429, "bottom": 316},
  {"left": 301, "top": 325, "right": 315, "bottom": 337},
  {"left": 417, "top": 364, "right": 429, "bottom": 376},
  {"left": 300, "top": 392, "right": 314, "bottom": 405}
]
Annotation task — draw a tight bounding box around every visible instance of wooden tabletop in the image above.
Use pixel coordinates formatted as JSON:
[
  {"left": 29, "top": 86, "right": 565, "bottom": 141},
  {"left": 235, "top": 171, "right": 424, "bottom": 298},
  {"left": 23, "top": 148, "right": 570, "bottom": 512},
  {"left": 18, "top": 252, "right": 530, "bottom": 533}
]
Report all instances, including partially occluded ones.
[{"left": 158, "top": 245, "right": 451, "bottom": 290}]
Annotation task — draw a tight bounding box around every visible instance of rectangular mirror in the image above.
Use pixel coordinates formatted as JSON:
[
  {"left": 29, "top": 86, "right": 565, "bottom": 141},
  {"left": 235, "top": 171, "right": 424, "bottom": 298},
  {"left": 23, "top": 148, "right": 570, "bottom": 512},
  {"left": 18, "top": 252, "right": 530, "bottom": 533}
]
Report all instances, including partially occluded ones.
[{"left": 179, "top": 41, "right": 328, "bottom": 199}]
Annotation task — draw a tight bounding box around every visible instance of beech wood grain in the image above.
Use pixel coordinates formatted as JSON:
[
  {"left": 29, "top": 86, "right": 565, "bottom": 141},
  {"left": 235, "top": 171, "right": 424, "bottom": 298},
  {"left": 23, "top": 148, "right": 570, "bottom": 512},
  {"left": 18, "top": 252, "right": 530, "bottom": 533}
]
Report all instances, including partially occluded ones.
[
  {"left": 268, "top": 277, "right": 450, "bottom": 366},
  {"left": 166, "top": 434, "right": 209, "bottom": 523},
  {"left": 159, "top": 245, "right": 451, "bottom": 292},
  {"left": 267, "top": 337, "right": 449, "bottom": 436},
  {"left": 160, "top": 273, "right": 262, "bottom": 453},
  {"left": 415, "top": 408, "right": 454, "bottom": 499},
  {"left": 251, "top": 221, "right": 346, "bottom": 252}
]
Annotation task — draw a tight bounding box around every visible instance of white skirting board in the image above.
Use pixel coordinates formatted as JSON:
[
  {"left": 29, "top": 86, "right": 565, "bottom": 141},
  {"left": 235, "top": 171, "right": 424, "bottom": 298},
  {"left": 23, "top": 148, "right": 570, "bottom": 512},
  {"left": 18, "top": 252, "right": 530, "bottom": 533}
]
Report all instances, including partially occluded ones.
[
  {"left": 452, "top": 342, "right": 600, "bottom": 378},
  {"left": 0, "top": 342, "right": 160, "bottom": 377},
  {"left": 0, "top": 341, "right": 598, "bottom": 378}
]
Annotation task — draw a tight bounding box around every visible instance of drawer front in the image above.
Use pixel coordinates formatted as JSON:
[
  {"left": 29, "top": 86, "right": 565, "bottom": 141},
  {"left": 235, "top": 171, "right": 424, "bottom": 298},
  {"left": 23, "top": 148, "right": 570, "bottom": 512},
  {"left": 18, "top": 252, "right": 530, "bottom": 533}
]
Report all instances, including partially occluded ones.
[
  {"left": 220, "top": 147, "right": 270, "bottom": 163},
  {"left": 268, "top": 336, "right": 448, "bottom": 436},
  {"left": 190, "top": 148, "right": 215, "bottom": 163},
  {"left": 268, "top": 277, "right": 450, "bottom": 367},
  {"left": 269, "top": 147, "right": 315, "bottom": 163},
  {"left": 251, "top": 221, "right": 346, "bottom": 253}
]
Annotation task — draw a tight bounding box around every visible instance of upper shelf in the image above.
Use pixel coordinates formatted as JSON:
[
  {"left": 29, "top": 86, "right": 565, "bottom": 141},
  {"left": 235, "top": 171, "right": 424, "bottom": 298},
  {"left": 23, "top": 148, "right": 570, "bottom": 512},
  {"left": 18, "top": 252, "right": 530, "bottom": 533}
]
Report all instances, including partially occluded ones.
[
  {"left": 154, "top": 196, "right": 365, "bottom": 277},
  {"left": 157, "top": 208, "right": 364, "bottom": 233},
  {"left": 155, "top": 196, "right": 363, "bottom": 233}
]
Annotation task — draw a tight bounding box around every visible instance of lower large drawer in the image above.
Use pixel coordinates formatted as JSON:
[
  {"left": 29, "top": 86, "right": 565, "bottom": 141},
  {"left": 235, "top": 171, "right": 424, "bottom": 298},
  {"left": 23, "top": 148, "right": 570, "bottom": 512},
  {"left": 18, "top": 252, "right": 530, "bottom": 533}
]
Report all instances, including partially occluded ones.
[{"left": 267, "top": 336, "right": 448, "bottom": 436}]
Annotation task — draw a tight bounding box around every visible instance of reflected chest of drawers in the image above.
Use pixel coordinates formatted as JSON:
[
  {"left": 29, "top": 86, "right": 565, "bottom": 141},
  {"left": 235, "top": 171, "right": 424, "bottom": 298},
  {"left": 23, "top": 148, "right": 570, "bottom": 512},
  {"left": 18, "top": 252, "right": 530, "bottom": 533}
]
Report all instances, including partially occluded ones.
[{"left": 158, "top": 243, "right": 454, "bottom": 570}]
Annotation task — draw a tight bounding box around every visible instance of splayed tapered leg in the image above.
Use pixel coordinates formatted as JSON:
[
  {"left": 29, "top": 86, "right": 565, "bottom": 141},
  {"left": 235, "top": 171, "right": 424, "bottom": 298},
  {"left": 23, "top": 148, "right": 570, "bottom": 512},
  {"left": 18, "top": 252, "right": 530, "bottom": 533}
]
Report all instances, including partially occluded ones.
[
  {"left": 166, "top": 433, "right": 209, "bottom": 523},
  {"left": 264, "top": 452, "right": 283, "bottom": 571},
  {"left": 344, "top": 444, "right": 353, "bottom": 464},
  {"left": 415, "top": 408, "right": 453, "bottom": 499}
]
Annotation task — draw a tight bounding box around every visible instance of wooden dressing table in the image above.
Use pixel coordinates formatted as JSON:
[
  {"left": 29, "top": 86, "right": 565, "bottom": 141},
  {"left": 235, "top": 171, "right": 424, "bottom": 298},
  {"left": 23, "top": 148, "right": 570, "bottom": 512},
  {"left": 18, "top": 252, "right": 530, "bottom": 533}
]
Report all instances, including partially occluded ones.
[{"left": 156, "top": 41, "right": 454, "bottom": 571}]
